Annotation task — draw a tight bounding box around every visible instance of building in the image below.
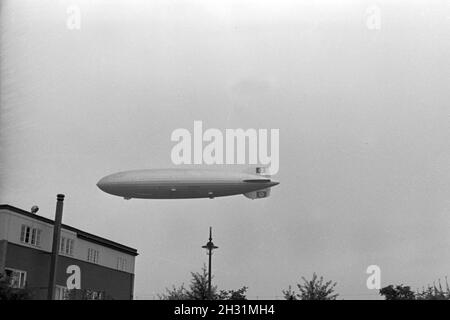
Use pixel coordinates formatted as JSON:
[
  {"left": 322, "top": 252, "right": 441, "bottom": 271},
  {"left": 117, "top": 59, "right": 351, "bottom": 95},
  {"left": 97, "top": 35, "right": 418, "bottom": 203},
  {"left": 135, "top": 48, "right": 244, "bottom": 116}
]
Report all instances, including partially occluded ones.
[{"left": 0, "top": 204, "right": 138, "bottom": 300}]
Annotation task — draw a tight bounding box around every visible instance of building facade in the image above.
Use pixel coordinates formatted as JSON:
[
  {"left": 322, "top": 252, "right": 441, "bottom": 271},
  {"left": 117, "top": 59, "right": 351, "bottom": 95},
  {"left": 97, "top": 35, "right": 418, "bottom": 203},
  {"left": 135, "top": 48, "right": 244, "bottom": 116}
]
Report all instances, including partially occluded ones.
[{"left": 0, "top": 204, "right": 138, "bottom": 300}]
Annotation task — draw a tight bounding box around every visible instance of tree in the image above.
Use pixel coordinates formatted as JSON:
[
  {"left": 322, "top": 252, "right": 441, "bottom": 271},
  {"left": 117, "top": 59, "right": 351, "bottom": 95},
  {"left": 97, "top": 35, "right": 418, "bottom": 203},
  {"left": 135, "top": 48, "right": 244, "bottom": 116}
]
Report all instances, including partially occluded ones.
[
  {"left": 160, "top": 284, "right": 190, "bottom": 300},
  {"left": 0, "top": 273, "right": 32, "bottom": 300},
  {"left": 159, "top": 265, "right": 247, "bottom": 300},
  {"left": 282, "top": 285, "right": 297, "bottom": 300},
  {"left": 218, "top": 286, "right": 248, "bottom": 300},
  {"left": 186, "top": 265, "right": 216, "bottom": 300},
  {"left": 379, "top": 285, "right": 415, "bottom": 300},
  {"left": 282, "top": 273, "right": 339, "bottom": 300},
  {"left": 380, "top": 278, "right": 450, "bottom": 300},
  {"left": 415, "top": 278, "right": 450, "bottom": 300}
]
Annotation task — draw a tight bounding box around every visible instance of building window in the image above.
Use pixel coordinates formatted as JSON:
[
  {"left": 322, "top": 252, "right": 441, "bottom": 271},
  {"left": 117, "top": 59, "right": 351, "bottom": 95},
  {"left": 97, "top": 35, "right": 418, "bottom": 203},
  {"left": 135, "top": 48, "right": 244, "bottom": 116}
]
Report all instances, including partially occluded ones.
[
  {"left": 4, "top": 268, "right": 27, "bottom": 289},
  {"left": 20, "top": 224, "right": 41, "bottom": 247},
  {"left": 31, "top": 228, "right": 37, "bottom": 245},
  {"left": 55, "top": 285, "right": 70, "bottom": 300},
  {"left": 60, "top": 237, "right": 74, "bottom": 256},
  {"left": 87, "top": 248, "right": 99, "bottom": 264},
  {"left": 117, "top": 257, "right": 127, "bottom": 271},
  {"left": 60, "top": 237, "right": 65, "bottom": 253}
]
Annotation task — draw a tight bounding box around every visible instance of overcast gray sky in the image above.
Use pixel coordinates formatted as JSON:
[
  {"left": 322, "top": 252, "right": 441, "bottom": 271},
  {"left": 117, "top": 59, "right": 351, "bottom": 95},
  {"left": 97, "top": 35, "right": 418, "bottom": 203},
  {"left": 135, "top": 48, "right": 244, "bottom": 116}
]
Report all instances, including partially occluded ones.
[{"left": 1, "top": 0, "right": 449, "bottom": 299}]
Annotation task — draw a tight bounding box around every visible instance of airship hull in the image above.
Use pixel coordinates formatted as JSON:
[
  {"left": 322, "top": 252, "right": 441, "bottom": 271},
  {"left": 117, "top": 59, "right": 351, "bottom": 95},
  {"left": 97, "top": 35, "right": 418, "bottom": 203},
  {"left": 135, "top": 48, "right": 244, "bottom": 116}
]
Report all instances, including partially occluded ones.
[{"left": 97, "top": 169, "right": 279, "bottom": 200}]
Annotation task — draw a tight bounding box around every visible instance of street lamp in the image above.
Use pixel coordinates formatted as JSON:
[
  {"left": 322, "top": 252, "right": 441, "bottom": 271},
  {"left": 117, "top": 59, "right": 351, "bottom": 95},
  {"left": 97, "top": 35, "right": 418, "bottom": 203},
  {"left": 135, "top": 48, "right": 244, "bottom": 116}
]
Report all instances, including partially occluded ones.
[{"left": 202, "top": 226, "right": 218, "bottom": 299}]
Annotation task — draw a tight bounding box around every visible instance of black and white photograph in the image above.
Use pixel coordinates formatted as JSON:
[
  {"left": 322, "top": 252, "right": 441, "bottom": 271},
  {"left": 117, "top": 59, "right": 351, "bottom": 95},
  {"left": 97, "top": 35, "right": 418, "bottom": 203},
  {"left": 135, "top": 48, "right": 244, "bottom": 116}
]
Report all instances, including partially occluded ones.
[{"left": 0, "top": 0, "right": 449, "bottom": 312}]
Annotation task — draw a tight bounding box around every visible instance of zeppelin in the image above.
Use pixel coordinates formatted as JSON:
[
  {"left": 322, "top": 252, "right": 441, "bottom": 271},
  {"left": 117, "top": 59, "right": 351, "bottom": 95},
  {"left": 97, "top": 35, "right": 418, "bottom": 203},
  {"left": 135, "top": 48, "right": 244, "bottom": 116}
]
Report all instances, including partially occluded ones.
[{"left": 96, "top": 168, "right": 279, "bottom": 200}]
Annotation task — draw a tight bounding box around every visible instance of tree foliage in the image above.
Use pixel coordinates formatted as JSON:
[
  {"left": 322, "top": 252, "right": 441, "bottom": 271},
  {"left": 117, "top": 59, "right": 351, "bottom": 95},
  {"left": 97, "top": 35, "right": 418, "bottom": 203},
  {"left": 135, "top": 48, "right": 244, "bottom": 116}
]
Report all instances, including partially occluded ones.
[
  {"left": 379, "top": 284, "right": 415, "bottom": 300},
  {"left": 218, "top": 286, "right": 248, "bottom": 300},
  {"left": 380, "top": 278, "right": 450, "bottom": 300},
  {"left": 159, "top": 265, "right": 247, "bottom": 300},
  {"left": 186, "top": 265, "right": 216, "bottom": 300},
  {"left": 416, "top": 278, "right": 450, "bottom": 300},
  {"left": 282, "top": 273, "right": 339, "bottom": 300}
]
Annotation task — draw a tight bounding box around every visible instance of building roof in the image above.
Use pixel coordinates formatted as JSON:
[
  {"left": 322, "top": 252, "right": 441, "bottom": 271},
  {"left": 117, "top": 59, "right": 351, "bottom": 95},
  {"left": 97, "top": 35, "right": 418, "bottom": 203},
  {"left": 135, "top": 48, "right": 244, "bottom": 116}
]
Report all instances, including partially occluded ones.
[{"left": 0, "top": 204, "right": 138, "bottom": 256}]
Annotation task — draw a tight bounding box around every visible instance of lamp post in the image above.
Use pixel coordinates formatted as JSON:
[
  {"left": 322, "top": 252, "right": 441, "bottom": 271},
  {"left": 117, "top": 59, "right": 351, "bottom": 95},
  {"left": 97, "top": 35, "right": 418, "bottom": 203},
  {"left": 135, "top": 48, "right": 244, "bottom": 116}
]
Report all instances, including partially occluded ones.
[{"left": 202, "top": 226, "right": 218, "bottom": 300}]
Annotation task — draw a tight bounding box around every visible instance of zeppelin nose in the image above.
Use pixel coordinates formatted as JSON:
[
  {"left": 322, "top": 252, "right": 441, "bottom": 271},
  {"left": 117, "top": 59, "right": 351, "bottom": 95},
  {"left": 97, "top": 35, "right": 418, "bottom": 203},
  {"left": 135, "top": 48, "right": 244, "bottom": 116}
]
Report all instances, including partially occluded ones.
[{"left": 96, "top": 176, "right": 110, "bottom": 191}]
